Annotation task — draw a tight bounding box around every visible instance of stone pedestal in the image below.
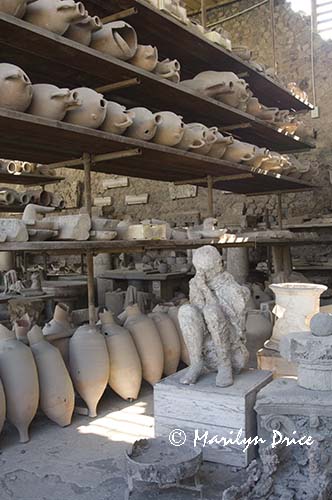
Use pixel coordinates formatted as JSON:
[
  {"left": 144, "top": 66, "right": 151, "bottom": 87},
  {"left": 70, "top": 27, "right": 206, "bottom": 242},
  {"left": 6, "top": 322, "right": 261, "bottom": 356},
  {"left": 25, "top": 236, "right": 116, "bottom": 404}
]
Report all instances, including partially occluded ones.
[
  {"left": 257, "top": 347, "right": 297, "bottom": 379},
  {"left": 154, "top": 369, "right": 272, "bottom": 467}
]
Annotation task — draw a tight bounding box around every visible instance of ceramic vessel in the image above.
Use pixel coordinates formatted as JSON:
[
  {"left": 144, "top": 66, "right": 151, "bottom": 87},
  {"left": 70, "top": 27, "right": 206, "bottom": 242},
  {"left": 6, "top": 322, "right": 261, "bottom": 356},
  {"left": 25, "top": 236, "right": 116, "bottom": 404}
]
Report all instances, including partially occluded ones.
[
  {"left": 167, "top": 305, "right": 190, "bottom": 365},
  {"left": 266, "top": 283, "right": 327, "bottom": 352},
  {"left": 0, "top": 0, "right": 35, "bottom": 18},
  {"left": 91, "top": 21, "right": 137, "bottom": 60},
  {"left": 153, "top": 111, "right": 184, "bottom": 146},
  {"left": 100, "top": 101, "right": 135, "bottom": 135},
  {"left": 0, "top": 189, "right": 16, "bottom": 204},
  {"left": 256, "top": 105, "right": 279, "bottom": 122},
  {"left": 193, "top": 125, "right": 218, "bottom": 155},
  {"left": 207, "top": 132, "right": 233, "bottom": 159},
  {"left": 27, "top": 84, "right": 81, "bottom": 121},
  {"left": 65, "top": 14, "right": 102, "bottom": 46},
  {"left": 69, "top": 324, "right": 109, "bottom": 417},
  {"left": 129, "top": 44, "right": 158, "bottom": 72},
  {"left": 28, "top": 325, "right": 74, "bottom": 426},
  {"left": 100, "top": 310, "right": 142, "bottom": 401},
  {"left": 0, "top": 63, "right": 33, "bottom": 112},
  {"left": 14, "top": 313, "right": 30, "bottom": 344},
  {"left": 126, "top": 107, "right": 161, "bottom": 141},
  {"left": 25, "top": 0, "right": 86, "bottom": 35},
  {"left": 124, "top": 304, "right": 164, "bottom": 385},
  {"left": 64, "top": 87, "right": 107, "bottom": 129},
  {"left": 245, "top": 309, "right": 273, "bottom": 368},
  {"left": 176, "top": 122, "right": 207, "bottom": 151},
  {"left": 154, "top": 59, "right": 180, "bottom": 83},
  {"left": 0, "top": 325, "right": 39, "bottom": 443},
  {"left": 50, "top": 337, "right": 70, "bottom": 368},
  {"left": 42, "top": 303, "right": 74, "bottom": 341},
  {"left": 250, "top": 147, "right": 270, "bottom": 169},
  {"left": 0, "top": 377, "right": 5, "bottom": 439},
  {"left": 222, "top": 139, "right": 256, "bottom": 163},
  {"left": 149, "top": 311, "right": 181, "bottom": 376}
]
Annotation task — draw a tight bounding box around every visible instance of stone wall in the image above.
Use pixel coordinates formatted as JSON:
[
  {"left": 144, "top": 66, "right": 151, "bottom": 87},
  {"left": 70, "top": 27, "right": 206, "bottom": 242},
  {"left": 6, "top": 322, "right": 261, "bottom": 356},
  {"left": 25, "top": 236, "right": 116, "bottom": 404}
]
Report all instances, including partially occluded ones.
[{"left": 47, "top": 0, "right": 332, "bottom": 224}]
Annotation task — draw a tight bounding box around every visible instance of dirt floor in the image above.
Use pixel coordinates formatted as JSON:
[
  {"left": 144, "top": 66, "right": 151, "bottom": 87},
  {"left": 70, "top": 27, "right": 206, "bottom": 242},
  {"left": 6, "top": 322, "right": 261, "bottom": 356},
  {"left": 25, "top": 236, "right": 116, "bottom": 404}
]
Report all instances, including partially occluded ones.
[{"left": 0, "top": 383, "right": 247, "bottom": 500}]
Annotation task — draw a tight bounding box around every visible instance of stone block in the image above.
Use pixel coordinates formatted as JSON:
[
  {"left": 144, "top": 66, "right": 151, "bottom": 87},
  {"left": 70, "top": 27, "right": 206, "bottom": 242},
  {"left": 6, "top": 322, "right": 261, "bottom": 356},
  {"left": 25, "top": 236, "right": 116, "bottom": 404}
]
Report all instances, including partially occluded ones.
[
  {"left": 154, "top": 369, "right": 272, "bottom": 467},
  {"left": 125, "top": 194, "right": 149, "bottom": 205}
]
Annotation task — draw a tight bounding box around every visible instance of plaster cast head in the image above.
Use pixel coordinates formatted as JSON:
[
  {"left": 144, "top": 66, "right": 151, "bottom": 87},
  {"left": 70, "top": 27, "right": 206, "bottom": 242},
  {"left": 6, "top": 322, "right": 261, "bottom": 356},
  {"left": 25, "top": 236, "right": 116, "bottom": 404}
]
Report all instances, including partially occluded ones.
[{"left": 192, "top": 245, "right": 223, "bottom": 278}]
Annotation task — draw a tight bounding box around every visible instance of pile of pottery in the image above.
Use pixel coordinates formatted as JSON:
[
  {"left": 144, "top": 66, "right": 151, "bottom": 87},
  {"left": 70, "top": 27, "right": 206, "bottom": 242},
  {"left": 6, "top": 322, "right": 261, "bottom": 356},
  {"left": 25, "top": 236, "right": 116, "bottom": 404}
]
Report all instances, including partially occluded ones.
[
  {"left": 0, "top": 0, "right": 180, "bottom": 83},
  {"left": 148, "top": 0, "right": 189, "bottom": 25},
  {"left": 0, "top": 189, "right": 64, "bottom": 209},
  {"left": 0, "top": 159, "right": 47, "bottom": 176}
]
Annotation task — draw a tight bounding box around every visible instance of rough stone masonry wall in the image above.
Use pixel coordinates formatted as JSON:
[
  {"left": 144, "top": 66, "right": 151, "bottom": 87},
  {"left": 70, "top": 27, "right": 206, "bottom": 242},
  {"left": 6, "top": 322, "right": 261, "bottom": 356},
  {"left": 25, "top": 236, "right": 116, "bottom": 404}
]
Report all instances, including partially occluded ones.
[{"left": 48, "top": 0, "right": 332, "bottom": 225}]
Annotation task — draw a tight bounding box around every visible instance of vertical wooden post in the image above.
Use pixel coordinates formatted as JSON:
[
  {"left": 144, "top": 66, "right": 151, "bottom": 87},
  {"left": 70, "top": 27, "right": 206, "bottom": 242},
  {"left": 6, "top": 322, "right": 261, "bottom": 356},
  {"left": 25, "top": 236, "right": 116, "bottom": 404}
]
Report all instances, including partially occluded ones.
[
  {"left": 207, "top": 175, "right": 214, "bottom": 217},
  {"left": 83, "top": 153, "right": 95, "bottom": 325},
  {"left": 201, "top": 0, "right": 207, "bottom": 29},
  {"left": 277, "top": 193, "right": 283, "bottom": 230}
]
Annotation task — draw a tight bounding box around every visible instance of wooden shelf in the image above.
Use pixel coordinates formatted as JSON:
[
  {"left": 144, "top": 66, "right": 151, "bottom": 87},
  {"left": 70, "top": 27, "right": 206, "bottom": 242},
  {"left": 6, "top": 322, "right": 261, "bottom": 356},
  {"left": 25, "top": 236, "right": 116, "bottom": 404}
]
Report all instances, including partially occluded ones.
[
  {"left": 0, "top": 205, "right": 25, "bottom": 213},
  {"left": 0, "top": 14, "right": 315, "bottom": 153},
  {"left": 83, "top": 0, "right": 314, "bottom": 112},
  {"left": 0, "top": 108, "right": 316, "bottom": 195},
  {"left": 0, "top": 171, "right": 63, "bottom": 186},
  {"left": 0, "top": 235, "right": 329, "bottom": 255}
]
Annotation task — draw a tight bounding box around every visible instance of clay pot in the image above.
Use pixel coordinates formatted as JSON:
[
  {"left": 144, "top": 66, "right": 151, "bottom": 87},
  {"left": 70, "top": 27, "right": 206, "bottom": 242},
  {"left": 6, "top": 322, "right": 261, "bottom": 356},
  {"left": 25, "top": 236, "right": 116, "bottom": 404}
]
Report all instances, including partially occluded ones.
[
  {"left": 245, "top": 309, "right": 273, "bottom": 368},
  {"left": 24, "top": 0, "right": 86, "bottom": 35},
  {"left": 129, "top": 44, "right": 158, "bottom": 72},
  {"left": 222, "top": 139, "right": 256, "bottom": 163},
  {"left": 207, "top": 132, "right": 233, "bottom": 159},
  {"left": 194, "top": 125, "right": 218, "bottom": 155},
  {"left": 0, "top": 63, "right": 33, "bottom": 112},
  {"left": 168, "top": 306, "right": 190, "bottom": 365},
  {"left": 154, "top": 59, "right": 181, "bottom": 83},
  {"left": 42, "top": 303, "right": 74, "bottom": 341},
  {"left": 153, "top": 111, "right": 185, "bottom": 146},
  {"left": 64, "top": 87, "right": 107, "bottom": 129},
  {"left": 0, "top": 189, "right": 16, "bottom": 204},
  {"left": 69, "top": 324, "right": 109, "bottom": 417},
  {"left": 177, "top": 122, "right": 207, "bottom": 151},
  {"left": 246, "top": 96, "right": 262, "bottom": 117},
  {"left": 91, "top": 21, "right": 137, "bottom": 60},
  {"left": 100, "top": 310, "right": 142, "bottom": 401},
  {"left": 0, "top": 0, "right": 34, "bottom": 18},
  {"left": 256, "top": 106, "right": 279, "bottom": 123},
  {"left": 28, "top": 84, "right": 81, "bottom": 121},
  {"left": 124, "top": 304, "right": 164, "bottom": 385},
  {"left": 0, "top": 325, "right": 39, "bottom": 443},
  {"left": 126, "top": 107, "right": 161, "bottom": 141},
  {"left": 28, "top": 325, "right": 74, "bottom": 427},
  {"left": 49, "top": 337, "right": 70, "bottom": 368},
  {"left": 100, "top": 101, "right": 135, "bottom": 135},
  {"left": 0, "top": 378, "right": 5, "bottom": 439},
  {"left": 250, "top": 147, "right": 270, "bottom": 169},
  {"left": 149, "top": 311, "right": 181, "bottom": 376},
  {"left": 65, "top": 15, "right": 102, "bottom": 46},
  {"left": 14, "top": 313, "right": 31, "bottom": 344}
]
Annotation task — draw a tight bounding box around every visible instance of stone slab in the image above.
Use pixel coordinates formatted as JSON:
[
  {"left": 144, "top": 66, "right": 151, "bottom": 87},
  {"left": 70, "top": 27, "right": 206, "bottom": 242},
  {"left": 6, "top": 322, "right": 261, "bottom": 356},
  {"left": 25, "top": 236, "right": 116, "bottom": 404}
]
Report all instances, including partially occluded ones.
[
  {"left": 154, "top": 369, "right": 272, "bottom": 467},
  {"left": 257, "top": 347, "right": 297, "bottom": 378}
]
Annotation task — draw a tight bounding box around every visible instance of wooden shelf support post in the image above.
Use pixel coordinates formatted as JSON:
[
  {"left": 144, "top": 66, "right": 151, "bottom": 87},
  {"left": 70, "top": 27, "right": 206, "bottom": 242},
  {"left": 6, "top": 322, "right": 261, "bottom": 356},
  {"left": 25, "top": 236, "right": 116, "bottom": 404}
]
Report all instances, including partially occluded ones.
[
  {"left": 83, "top": 152, "right": 96, "bottom": 325},
  {"left": 207, "top": 175, "right": 214, "bottom": 217}
]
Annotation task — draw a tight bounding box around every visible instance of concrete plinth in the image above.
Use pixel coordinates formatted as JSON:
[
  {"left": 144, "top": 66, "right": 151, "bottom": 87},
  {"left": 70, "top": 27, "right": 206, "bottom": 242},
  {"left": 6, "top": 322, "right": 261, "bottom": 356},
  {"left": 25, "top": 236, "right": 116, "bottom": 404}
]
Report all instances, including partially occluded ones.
[
  {"left": 257, "top": 347, "right": 297, "bottom": 379},
  {"left": 154, "top": 369, "right": 272, "bottom": 467}
]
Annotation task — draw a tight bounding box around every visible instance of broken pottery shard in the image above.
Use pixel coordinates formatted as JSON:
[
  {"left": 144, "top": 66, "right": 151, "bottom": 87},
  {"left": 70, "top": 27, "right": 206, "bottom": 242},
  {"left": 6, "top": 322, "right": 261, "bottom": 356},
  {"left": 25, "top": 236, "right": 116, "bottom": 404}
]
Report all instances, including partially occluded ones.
[
  {"left": 0, "top": 219, "right": 28, "bottom": 242},
  {"left": 43, "top": 214, "right": 91, "bottom": 240}
]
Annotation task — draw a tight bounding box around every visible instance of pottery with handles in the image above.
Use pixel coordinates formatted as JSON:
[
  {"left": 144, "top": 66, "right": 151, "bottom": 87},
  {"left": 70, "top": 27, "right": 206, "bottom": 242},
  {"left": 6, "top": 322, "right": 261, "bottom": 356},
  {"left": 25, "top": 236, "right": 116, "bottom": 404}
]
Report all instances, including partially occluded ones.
[
  {"left": 65, "top": 14, "right": 102, "bottom": 46},
  {"left": 126, "top": 107, "right": 161, "bottom": 141},
  {"left": 28, "top": 84, "right": 81, "bottom": 121},
  {"left": 64, "top": 87, "right": 107, "bottom": 129},
  {"left": 153, "top": 111, "right": 185, "bottom": 147},
  {"left": 91, "top": 21, "right": 137, "bottom": 60},
  {"left": 101, "top": 101, "right": 135, "bottom": 135},
  {"left": 25, "top": 0, "right": 87, "bottom": 35},
  {"left": 0, "top": 63, "right": 33, "bottom": 112},
  {"left": 129, "top": 44, "right": 158, "bottom": 72}
]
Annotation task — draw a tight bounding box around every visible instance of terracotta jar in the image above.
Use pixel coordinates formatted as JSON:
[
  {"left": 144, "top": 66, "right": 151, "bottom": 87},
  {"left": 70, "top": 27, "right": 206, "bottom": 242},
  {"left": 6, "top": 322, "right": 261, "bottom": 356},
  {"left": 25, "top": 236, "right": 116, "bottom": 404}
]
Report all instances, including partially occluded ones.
[
  {"left": 124, "top": 304, "right": 164, "bottom": 385},
  {"left": 49, "top": 337, "right": 70, "bottom": 368},
  {"left": 24, "top": 0, "right": 86, "bottom": 35},
  {"left": 0, "top": 63, "right": 33, "bottom": 112},
  {"left": 64, "top": 87, "right": 107, "bottom": 129},
  {"left": 245, "top": 309, "right": 273, "bottom": 368},
  {"left": 42, "top": 303, "right": 74, "bottom": 341},
  {"left": 0, "top": 377, "right": 5, "bottom": 439},
  {"left": 249, "top": 147, "right": 270, "bottom": 169},
  {"left": 69, "top": 324, "right": 109, "bottom": 417},
  {"left": 149, "top": 311, "right": 181, "bottom": 376},
  {"left": 256, "top": 105, "right": 279, "bottom": 123},
  {"left": 194, "top": 125, "right": 218, "bottom": 155},
  {"left": 100, "top": 310, "right": 142, "bottom": 401},
  {"left": 207, "top": 132, "right": 233, "bottom": 159},
  {"left": 126, "top": 107, "right": 161, "bottom": 141},
  {"left": 101, "top": 101, "right": 135, "bottom": 135},
  {"left": 129, "top": 45, "right": 158, "bottom": 72},
  {"left": 27, "top": 84, "right": 81, "bottom": 121},
  {"left": 65, "top": 15, "right": 102, "bottom": 46},
  {"left": 246, "top": 96, "right": 262, "bottom": 117},
  {"left": 222, "top": 139, "right": 256, "bottom": 164},
  {"left": 153, "top": 111, "right": 185, "bottom": 146},
  {"left": 0, "top": 0, "right": 35, "bottom": 18},
  {"left": 14, "top": 313, "right": 31, "bottom": 344},
  {"left": 28, "top": 325, "right": 74, "bottom": 427},
  {"left": 177, "top": 122, "right": 207, "bottom": 151},
  {"left": 168, "top": 306, "right": 190, "bottom": 365},
  {"left": 154, "top": 59, "right": 181, "bottom": 83},
  {"left": 91, "top": 21, "right": 137, "bottom": 60},
  {"left": 0, "top": 325, "right": 39, "bottom": 443}
]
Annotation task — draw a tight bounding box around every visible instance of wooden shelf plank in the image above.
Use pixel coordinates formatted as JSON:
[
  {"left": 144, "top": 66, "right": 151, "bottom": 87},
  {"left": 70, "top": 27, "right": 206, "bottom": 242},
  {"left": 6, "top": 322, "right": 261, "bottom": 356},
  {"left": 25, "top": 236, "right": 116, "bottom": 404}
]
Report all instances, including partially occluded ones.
[
  {"left": 0, "top": 108, "right": 315, "bottom": 195},
  {"left": 0, "top": 14, "right": 315, "bottom": 153},
  {"left": 83, "top": 0, "right": 314, "bottom": 112},
  {"left": 0, "top": 171, "right": 63, "bottom": 186}
]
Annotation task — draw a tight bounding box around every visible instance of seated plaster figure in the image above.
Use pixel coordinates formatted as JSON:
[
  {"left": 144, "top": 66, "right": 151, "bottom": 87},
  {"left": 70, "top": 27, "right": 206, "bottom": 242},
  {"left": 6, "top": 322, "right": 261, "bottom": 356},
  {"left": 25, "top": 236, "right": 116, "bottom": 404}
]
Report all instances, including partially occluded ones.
[{"left": 178, "top": 245, "right": 250, "bottom": 387}]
